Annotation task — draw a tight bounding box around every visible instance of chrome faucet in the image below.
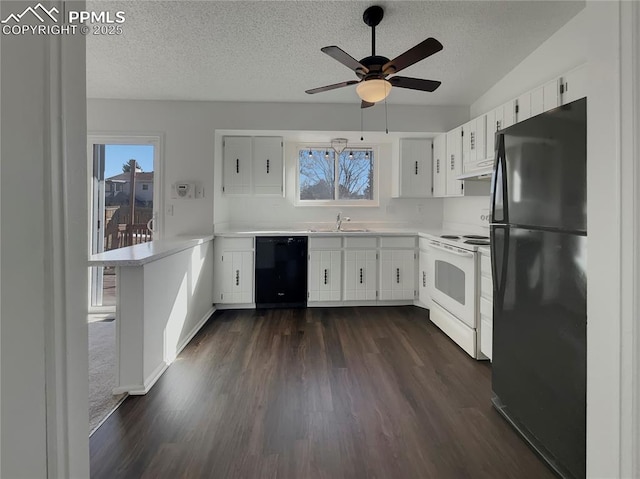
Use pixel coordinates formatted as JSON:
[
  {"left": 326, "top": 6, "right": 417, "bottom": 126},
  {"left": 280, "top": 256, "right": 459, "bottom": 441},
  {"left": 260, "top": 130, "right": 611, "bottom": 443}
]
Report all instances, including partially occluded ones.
[{"left": 336, "top": 211, "right": 350, "bottom": 231}]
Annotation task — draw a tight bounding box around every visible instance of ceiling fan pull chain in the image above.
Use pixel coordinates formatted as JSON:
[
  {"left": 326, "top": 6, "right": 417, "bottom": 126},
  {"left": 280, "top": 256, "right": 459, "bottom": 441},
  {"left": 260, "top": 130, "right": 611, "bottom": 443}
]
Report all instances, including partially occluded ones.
[
  {"left": 361, "top": 108, "right": 364, "bottom": 141},
  {"left": 384, "top": 93, "right": 389, "bottom": 134}
]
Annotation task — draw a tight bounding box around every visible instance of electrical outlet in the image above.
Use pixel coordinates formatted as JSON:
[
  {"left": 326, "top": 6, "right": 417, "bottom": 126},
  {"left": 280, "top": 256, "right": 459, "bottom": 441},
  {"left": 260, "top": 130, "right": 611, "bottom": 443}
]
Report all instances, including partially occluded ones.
[{"left": 166, "top": 204, "right": 174, "bottom": 216}]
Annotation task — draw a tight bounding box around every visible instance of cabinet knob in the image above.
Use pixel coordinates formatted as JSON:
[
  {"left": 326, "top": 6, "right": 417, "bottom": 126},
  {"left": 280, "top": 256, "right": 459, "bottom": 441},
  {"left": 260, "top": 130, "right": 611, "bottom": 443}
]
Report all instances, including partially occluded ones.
[
  {"left": 415, "top": 161, "right": 419, "bottom": 175},
  {"left": 235, "top": 270, "right": 240, "bottom": 286},
  {"left": 236, "top": 158, "right": 239, "bottom": 174},
  {"left": 471, "top": 132, "right": 475, "bottom": 150},
  {"left": 396, "top": 268, "right": 400, "bottom": 284},
  {"left": 324, "top": 269, "right": 328, "bottom": 285},
  {"left": 359, "top": 268, "right": 363, "bottom": 284},
  {"left": 450, "top": 155, "right": 455, "bottom": 170},
  {"left": 423, "top": 271, "right": 426, "bottom": 287},
  {"left": 436, "top": 158, "right": 440, "bottom": 173},
  {"left": 266, "top": 159, "right": 270, "bottom": 174}
]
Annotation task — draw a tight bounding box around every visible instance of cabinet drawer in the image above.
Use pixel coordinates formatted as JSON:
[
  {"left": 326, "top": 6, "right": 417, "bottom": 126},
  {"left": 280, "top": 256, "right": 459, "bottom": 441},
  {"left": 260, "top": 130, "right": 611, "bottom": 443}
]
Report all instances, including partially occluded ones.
[
  {"left": 480, "top": 317, "right": 493, "bottom": 360},
  {"left": 309, "top": 237, "right": 342, "bottom": 249},
  {"left": 216, "top": 237, "right": 253, "bottom": 251},
  {"left": 379, "top": 236, "right": 416, "bottom": 249},
  {"left": 480, "top": 276, "right": 493, "bottom": 301},
  {"left": 480, "top": 253, "right": 491, "bottom": 276},
  {"left": 344, "top": 236, "right": 377, "bottom": 249},
  {"left": 480, "top": 296, "right": 493, "bottom": 318}
]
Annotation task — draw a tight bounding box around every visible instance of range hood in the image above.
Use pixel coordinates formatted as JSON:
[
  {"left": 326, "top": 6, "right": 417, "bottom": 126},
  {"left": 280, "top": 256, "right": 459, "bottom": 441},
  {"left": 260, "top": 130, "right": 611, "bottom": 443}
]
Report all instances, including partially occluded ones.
[{"left": 456, "top": 166, "right": 493, "bottom": 181}]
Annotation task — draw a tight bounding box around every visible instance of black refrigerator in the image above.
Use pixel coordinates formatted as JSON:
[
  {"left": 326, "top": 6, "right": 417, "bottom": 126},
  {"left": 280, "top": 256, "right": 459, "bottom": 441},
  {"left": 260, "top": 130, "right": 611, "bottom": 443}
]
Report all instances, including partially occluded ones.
[{"left": 490, "top": 98, "right": 587, "bottom": 479}]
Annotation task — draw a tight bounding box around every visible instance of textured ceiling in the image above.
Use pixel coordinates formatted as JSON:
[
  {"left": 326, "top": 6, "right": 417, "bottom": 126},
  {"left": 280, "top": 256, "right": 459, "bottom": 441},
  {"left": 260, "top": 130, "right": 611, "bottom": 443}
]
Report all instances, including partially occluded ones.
[{"left": 86, "top": 1, "right": 584, "bottom": 106}]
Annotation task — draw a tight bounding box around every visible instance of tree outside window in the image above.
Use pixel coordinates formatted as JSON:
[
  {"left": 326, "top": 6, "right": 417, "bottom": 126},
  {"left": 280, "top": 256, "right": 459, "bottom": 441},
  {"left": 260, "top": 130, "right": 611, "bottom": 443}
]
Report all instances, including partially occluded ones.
[{"left": 299, "top": 149, "right": 374, "bottom": 202}]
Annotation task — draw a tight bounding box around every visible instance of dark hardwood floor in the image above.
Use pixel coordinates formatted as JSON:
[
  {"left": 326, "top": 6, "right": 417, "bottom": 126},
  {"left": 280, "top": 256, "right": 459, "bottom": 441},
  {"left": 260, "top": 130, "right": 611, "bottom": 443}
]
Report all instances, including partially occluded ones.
[{"left": 90, "top": 307, "right": 555, "bottom": 479}]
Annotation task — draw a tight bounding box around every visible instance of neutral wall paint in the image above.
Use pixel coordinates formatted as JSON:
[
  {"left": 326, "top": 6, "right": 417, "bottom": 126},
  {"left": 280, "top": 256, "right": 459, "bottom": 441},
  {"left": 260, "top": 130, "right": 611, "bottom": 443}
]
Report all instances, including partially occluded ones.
[
  {"left": 442, "top": 196, "right": 491, "bottom": 235},
  {"left": 87, "top": 100, "right": 469, "bottom": 237},
  {"left": 442, "top": 8, "right": 586, "bottom": 234},
  {"left": 470, "top": 8, "right": 587, "bottom": 118},
  {"left": 1, "top": 2, "right": 89, "bottom": 477},
  {"left": 215, "top": 131, "right": 443, "bottom": 230}
]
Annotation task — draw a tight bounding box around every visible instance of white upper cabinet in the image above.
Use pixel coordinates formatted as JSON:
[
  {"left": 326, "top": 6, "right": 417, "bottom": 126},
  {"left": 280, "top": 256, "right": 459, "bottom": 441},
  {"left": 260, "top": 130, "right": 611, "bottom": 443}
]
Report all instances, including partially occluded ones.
[
  {"left": 560, "top": 64, "right": 587, "bottom": 105},
  {"left": 223, "top": 136, "right": 284, "bottom": 196},
  {"left": 485, "top": 108, "right": 497, "bottom": 161},
  {"left": 394, "top": 138, "right": 433, "bottom": 198},
  {"left": 463, "top": 116, "right": 487, "bottom": 172},
  {"left": 543, "top": 78, "right": 561, "bottom": 111},
  {"left": 223, "top": 136, "right": 252, "bottom": 195},
  {"left": 445, "top": 127, "right": 463, "bottom": 196},
  {"left": 432, "top": 134, "right": 447, "bottom": 197},
  {"left": 252, "top": 136, "right": 283, "bottom": 196},
  {"left": 501, "top": 99, "right": 516, "bottom": 129},
  {"left": 515, "top": 92, "right": 532, "bottom": 123}
]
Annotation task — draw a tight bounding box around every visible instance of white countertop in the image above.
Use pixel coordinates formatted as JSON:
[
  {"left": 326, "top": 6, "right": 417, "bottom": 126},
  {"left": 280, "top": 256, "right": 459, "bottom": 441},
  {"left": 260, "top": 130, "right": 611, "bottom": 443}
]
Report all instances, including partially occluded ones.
[
  {"left": 215, "top": 227, "right": 444, "bottom": 238},
  {"left": 88, "top": 235, "right": 214, "bottom": 267}
]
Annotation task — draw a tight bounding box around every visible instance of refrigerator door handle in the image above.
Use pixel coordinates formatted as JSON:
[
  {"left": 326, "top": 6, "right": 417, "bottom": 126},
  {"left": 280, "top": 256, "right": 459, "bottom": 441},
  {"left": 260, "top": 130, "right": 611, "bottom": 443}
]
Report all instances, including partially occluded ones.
[
  {"left": 491, "top": 134, "right": 508, "bottom": 223},
  {"left": 490, "top": 225, "right": 510, "bottom": 311}
]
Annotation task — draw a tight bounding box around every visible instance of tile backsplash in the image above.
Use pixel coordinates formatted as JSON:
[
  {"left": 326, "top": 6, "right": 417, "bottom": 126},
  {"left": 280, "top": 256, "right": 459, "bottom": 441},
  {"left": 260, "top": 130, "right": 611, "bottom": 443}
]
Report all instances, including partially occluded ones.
[{"left": 442, "top": 196, "right": 491, "bottom": 235}]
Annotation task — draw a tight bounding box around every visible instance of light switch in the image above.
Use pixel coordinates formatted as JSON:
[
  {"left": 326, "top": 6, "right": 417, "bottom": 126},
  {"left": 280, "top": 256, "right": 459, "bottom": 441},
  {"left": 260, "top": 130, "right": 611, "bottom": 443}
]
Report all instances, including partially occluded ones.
[{"left": 166, "top": 204, "right": 174, "bottom": 216}]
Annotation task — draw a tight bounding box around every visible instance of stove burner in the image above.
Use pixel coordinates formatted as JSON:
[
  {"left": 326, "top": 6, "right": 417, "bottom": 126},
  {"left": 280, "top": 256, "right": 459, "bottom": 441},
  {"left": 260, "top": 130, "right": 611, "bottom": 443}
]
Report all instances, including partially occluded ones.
[
  {"left": 440, "top": 235, "right": 460, "bottom": 239},
  {"left": 463, "top": 235, "right": 489, "bottom": 240},
  {"left": 464, "top": 240, "right": 490, "bottom": 245}
]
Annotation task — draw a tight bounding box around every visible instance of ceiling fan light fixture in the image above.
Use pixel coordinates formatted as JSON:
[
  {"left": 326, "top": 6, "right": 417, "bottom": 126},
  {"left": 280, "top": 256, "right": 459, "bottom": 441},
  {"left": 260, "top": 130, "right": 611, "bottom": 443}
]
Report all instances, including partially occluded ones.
[{"left": 356, "top": 79, "right": 391, "bottom": 103}]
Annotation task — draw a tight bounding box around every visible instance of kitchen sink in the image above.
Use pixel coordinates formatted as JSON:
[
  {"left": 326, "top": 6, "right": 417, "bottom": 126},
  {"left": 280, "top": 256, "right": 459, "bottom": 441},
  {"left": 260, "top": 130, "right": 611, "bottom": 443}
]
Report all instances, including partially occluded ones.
[{"left": 307, "top": 228, "right": 370, "bottom": 233}]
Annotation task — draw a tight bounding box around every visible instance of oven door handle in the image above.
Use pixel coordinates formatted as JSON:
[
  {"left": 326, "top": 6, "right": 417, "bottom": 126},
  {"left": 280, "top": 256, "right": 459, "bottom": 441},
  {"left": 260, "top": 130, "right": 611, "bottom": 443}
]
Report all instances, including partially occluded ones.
[{"left": 427, "top": 243, "right": 475, "bottom": 258}]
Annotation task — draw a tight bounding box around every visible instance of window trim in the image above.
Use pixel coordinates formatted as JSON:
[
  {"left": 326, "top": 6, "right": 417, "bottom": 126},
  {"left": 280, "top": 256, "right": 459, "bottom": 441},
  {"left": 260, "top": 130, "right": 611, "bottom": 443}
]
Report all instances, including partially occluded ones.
[{"left": 295, "top": 143, "right": 379, "bottom": 207}]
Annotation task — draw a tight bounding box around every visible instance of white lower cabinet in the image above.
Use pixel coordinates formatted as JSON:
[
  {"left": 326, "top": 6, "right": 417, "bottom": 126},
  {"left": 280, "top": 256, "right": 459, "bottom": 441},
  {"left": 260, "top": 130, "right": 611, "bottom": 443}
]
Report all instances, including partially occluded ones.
[
  {"left": 308, "top": 249, "right": 342, "bottom": 301},
  {"left": 343, "top": 250, "right": 378, "bottom": 301},
  {"left": 214, "top": 237, "right": 254, "bottom": 304},
  {"left": 379, "top": 249, "right": 416, "bottom": 300},
  {"left": 479, "top": 249, "right": 493, "bottom": 360},
  {"left": 418, "top": 244, "right": 430, "bottom": 307}
]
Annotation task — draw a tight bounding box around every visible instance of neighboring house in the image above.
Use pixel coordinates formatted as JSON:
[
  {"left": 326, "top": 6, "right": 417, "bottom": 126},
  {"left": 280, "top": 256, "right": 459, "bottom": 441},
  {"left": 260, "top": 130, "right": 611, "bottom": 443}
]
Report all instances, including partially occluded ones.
[{"left": 105, "top": 171, "right": 154, "bottom": 206}]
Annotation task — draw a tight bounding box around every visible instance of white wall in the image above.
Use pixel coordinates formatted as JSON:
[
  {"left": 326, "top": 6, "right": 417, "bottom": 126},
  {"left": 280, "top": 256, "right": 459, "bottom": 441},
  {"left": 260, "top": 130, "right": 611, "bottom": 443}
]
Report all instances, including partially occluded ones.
[
  {"left": 214, "top": 130, "right": 444, "bottom": 231},
  {"left": 470, "top": 8, "right": 587, "bottom": 118},
  {"left": 442, "top": 196, "right": 491, "bottom": 235},
  {"left": 1, "top": 1, "right": 89, "bottom": 477},
  {"left": 88, "top": 100, "right": 469, "bottom": 237},
  {"left": 441, "top": 8, "right": 587, "bottom": 234}
]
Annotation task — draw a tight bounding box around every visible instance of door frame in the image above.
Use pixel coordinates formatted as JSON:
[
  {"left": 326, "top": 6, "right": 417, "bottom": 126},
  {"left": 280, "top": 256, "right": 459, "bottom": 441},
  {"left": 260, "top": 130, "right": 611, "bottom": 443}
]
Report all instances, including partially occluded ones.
[{"left": 87, "top": 133, "right": 164, "bottom": 312}]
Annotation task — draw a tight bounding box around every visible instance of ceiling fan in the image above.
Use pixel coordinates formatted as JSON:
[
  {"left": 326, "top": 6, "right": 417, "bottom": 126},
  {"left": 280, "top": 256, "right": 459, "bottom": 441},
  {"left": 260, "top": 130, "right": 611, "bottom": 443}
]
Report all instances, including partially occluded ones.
[{"left": 305, "top": 5, "right": 443, "bottom": 108}]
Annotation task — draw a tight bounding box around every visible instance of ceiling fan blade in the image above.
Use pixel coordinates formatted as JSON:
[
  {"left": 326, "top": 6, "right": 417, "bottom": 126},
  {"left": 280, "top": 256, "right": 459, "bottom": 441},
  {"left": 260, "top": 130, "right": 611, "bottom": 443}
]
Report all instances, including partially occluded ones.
[
  {"left": 389, "top": 76, "right": 441, "bottom": 92},
  {"left": 305, "top": 80, "right": 359, "bottom": 94},
  {"left": 361, "top": 100, "right": 375, "bottom": 109},
  {"left": 383, "top": 38, "right": 443, "bottom": 74},
  {"left": 321, "top": 46, "right": 369, "bottom": 74}
]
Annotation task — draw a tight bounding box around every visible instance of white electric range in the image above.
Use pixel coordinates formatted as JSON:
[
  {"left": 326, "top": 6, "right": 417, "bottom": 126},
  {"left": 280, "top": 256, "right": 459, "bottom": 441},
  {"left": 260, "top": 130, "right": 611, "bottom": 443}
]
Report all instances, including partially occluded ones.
[{"left": 426, "top": 233, "right": 490, "bottom": 359}]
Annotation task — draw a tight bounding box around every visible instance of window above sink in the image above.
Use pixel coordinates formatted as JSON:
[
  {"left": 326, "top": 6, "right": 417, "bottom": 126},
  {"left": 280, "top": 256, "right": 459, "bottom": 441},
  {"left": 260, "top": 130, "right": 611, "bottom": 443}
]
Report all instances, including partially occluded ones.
[{"left": 296, "top": 146, "right": 379, "bottom": 207}]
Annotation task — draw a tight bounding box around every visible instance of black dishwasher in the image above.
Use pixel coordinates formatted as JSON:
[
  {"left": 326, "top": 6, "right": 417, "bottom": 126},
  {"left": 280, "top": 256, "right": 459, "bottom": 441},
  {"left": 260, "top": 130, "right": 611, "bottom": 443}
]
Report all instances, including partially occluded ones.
[{"left": 255, "top": 236, "right": 308, "bottom": 308}]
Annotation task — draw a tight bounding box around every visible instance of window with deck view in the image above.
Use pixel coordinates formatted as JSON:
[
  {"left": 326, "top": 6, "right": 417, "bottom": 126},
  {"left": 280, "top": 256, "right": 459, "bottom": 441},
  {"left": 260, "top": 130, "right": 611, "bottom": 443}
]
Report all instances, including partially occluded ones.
[{"left": 298, "top": 148, "right": 375, "bottom": 203}]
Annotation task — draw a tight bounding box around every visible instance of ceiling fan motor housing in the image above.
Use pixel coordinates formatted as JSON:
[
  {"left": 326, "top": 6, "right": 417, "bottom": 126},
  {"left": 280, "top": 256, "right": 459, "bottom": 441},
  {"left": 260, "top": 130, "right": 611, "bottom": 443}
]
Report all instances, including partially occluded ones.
[{"left": 356, "top": 55, "right": 391, "bottom": 79}]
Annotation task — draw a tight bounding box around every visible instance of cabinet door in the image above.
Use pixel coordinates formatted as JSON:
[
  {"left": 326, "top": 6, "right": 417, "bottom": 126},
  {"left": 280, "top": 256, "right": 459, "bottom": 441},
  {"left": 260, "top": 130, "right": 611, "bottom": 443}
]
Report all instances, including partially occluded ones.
[
  {"left": 418, "top": 250, "right": 430, "bottom": 307},
  {"left": 398, "top": 138, "right": 433, "bottom": 198},
  {"left": 445, "top": 127, "right": 463, "bottom": 197},
  {"left": 462, "top": 120, "right": 475, "bottom": 166},
  {"left": 252, "top": 137, "right": 283, "bottom": 196},
  {"left": 432, "top": 134, "right": 446, "bottom": 197},
  {"left": 501, "top": 100, "right": 515, "bottom": 129},
  {"left": 485, "top": 109, "right": 496, "bottom": 161},
  {"left": 343, "top": 250, "right": 377, "bottom": 301},
  {"left": 474, "top": 115, "right": 486, "bottom": 162},
  {"left": 531, "top": 85, "right": 545, "bottom": 117},
  {"left": 223, "top": 137, "right": 252, "bottom": 195},
  {"left": 494, "top": 105, "right": 504, "bottom": 132},
  {"left": 379, "top": 249, "right": 416, "bottom": 300},
  {"left": 220, "top": 250, "right": 253, "bottom": 303},
  {"left": 561, "top": 64, "right": 587, "bottom": 105},
  {"left": 516, "top": 93, "right": 531, "bottom": 123},
  {"left": 308, "top": 250, "right": 342, "bottom": 302},
  {"left": 543, "top": 78, "right": 561, "bottom": 111}
]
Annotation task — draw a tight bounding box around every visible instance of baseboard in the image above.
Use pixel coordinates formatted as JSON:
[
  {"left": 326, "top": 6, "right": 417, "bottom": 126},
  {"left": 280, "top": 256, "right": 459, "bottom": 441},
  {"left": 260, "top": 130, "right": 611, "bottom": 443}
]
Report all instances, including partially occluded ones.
[
  {"left": 215, "top": 303, "right": 255, "bottom": 310},
  {"left": 113, "top": 307, "right": 216, "bottom": 396},
  {"left": 174, "top": 306, "right": 216, "bottom": 358}
]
